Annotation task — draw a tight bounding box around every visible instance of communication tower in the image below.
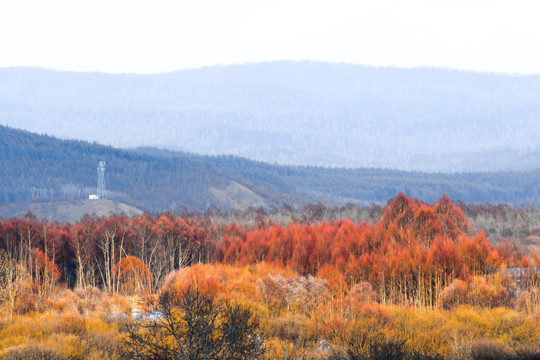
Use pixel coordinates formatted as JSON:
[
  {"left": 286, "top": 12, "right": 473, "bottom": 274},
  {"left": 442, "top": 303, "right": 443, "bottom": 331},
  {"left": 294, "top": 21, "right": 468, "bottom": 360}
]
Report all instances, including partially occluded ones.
[{"left": 97, "top": 161, "right": 106, "bottom": 199}]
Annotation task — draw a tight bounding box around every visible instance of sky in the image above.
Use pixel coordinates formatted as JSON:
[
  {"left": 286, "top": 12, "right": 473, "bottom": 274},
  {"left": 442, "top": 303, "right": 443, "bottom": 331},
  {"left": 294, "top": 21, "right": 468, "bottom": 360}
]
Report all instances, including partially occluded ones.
[{"left": 1, "top": 0, "right": 540, "bottom": 74}]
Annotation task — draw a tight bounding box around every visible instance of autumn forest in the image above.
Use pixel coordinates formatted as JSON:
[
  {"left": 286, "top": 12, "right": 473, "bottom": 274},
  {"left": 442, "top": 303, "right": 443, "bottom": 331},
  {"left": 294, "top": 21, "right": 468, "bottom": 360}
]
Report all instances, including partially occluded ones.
[{"left": 0, "top": 194, "right": 538, "bottom": 359}]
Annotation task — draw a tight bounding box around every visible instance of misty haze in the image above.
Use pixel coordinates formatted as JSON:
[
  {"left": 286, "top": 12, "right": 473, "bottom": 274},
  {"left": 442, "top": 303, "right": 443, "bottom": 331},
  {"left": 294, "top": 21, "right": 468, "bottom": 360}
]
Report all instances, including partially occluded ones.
[{"left": 2, "top": 61, "right": 540, "bottom": 173}]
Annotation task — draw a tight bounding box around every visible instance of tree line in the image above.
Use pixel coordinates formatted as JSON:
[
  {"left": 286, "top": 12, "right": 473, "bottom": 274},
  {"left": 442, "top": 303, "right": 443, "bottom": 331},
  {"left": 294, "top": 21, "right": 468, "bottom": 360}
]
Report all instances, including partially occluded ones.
[{"left": 0, "top": 194, "right": 538, "bottom": 308}]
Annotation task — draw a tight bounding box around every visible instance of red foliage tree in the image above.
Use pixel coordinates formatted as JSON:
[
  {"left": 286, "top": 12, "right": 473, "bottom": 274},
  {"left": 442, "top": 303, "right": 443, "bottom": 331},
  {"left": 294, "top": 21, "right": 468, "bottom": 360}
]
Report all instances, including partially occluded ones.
[{"left": 31, "top": 248, "right": 60, "bottom": 299}]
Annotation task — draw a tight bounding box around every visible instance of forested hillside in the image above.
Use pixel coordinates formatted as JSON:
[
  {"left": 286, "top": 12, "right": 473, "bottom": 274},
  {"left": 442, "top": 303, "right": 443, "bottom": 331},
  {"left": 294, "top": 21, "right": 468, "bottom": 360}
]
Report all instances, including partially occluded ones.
[
  {"left": 0, "top": 125, "right": 292, "bottom": 213},
  {"left": 2, "top": 62, "right": 540, "bottom": 172},
  {"left": 1, "top": 125, "right": 540, "bottom": 216}
]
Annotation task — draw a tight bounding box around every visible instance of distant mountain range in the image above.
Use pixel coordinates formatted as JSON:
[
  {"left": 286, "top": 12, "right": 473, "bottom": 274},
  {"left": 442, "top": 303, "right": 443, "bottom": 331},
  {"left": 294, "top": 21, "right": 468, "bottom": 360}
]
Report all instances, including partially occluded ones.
[
  {"left": 0, "top": 125, "right": 539, "bottom": 219},
  {"left": 1, "top": 62, "right": 540, "bottom": 172}
]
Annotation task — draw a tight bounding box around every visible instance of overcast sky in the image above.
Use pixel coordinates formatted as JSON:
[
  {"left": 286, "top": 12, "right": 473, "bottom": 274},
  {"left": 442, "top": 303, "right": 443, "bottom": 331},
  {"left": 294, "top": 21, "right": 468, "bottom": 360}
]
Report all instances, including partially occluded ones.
[{"left": 1, "top": 0, "right": 540, "bottom": 74}]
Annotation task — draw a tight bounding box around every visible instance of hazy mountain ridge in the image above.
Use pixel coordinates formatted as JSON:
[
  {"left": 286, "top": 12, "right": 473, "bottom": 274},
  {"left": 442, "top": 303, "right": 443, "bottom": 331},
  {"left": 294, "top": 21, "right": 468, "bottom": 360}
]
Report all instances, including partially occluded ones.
[{"left": 1, "top": 62, "right": 540, "bottom": 172}]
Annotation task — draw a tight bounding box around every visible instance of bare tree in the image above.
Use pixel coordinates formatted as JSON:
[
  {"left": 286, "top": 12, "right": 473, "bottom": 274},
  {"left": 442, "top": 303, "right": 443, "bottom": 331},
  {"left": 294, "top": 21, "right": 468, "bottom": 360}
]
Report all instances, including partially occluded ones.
[
  {"left": 124, "top": 286, "right": 265, "bottom": 360},
  {"left": 0, "top": 250, "right": 30, "bottom": 321}
]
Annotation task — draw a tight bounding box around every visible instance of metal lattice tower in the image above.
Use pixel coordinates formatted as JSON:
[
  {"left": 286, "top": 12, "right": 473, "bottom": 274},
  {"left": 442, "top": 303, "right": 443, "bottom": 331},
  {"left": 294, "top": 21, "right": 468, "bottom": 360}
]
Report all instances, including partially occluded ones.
[{"left": 97, "top": 161, "right": 106, "bottom": 199}]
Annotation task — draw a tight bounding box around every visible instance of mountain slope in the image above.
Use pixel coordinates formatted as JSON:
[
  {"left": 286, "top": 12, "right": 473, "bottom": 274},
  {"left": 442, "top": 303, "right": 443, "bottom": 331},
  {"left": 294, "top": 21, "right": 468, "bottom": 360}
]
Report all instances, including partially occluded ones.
[
  {"left": 0, "top": 199, "right": 143, "bottom": 222},
  {"left": 1, "top": 125, "right": 539, "bottom": 218},
  {"left": 1, "top": 62, "right": 540, "bottom": 172}
]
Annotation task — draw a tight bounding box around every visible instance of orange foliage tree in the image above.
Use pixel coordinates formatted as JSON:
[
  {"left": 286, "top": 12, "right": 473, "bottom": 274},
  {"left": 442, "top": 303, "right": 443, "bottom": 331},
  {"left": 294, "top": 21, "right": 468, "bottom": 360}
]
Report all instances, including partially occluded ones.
[
  {"left": 112, "top": 255, "right": 152, "bottom": 295},
  {"left": 213, "top": 194, "right": 529, "bottom": 307}
]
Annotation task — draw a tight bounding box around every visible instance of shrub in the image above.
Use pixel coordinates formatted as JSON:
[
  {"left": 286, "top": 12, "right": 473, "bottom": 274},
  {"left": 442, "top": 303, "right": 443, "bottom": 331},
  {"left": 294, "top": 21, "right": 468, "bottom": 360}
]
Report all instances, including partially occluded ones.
[{"left": 0, "top": 343, "right": 69, "bottom": 360}]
